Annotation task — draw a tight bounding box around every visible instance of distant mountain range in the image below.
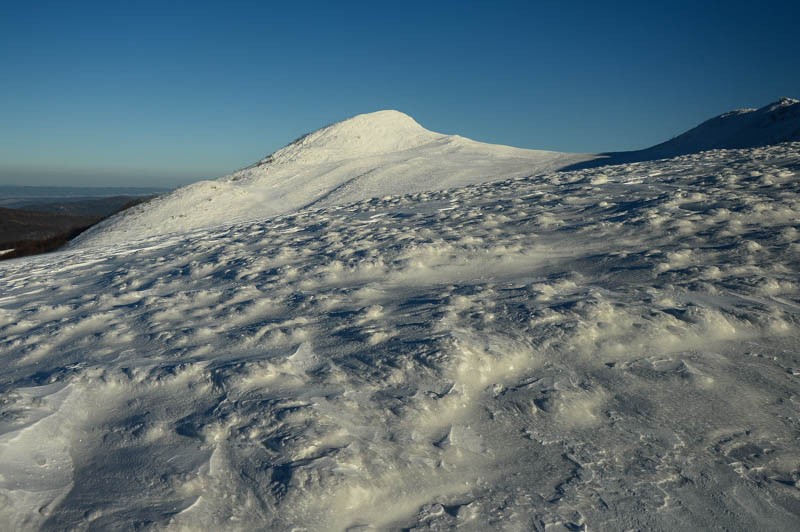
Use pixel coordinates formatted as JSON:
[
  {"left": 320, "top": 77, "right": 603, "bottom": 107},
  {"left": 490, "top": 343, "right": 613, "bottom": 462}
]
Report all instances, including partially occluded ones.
[
  {"left": 9, "top": 196, "right": 154, "bottom": 218},
  {"left": 0, "top": 185, "right": 169, "bottom": 208},
  {"left": 71, "top": 97, "right": 800, "bottom": 248}
]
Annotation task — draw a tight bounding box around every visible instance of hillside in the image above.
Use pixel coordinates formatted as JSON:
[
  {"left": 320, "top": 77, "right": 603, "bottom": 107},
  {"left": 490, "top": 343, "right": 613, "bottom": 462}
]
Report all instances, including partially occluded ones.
[
  {"left": 565, "top": 97, "right": 800, "bottom": 170},
  {"left": 73, "top": 100, "right": 800, "bottom": 249},
  {"left": 1, "top": 142, "right": 799, "bottom": 530},
  {"left": 72, "top": 111, "right": 594, "bottom": 248}
]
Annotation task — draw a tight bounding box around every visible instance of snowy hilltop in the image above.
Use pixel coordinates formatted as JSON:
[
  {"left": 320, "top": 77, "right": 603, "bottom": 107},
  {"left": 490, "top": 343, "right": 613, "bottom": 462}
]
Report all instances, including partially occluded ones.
[
  {"left": 74, "top": 99, "right": 800, "bottom": 248},
  {"left": 72, "top": 110, "right": 593, "bottom": 248}
]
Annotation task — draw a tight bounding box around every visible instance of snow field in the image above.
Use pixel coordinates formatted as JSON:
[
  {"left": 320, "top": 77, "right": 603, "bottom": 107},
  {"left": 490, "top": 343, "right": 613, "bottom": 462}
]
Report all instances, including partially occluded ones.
[{"left": 0, "top": 142, "right": 799, "bottom": 529}]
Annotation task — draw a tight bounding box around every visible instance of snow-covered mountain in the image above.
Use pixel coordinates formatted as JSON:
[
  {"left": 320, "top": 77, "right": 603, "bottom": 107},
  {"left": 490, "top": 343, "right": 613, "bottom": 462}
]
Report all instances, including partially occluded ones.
[
  {"left": 567, "top": 97, "right": 800, "bottom": 169},
  {"left": 73, "top": 110, "right": 593, "bottom": 248},
  {"left": 2, "top": 101, "right": 800, "bottom": 530},
  {"left": 2, "top": 141, "right": 799, "bottom": 530},
  {"left": 647, "top": 96, "right": 800, "bottom": 154},
  {"left": 75, "top": 99, "right": 800, "bottom": 248}
]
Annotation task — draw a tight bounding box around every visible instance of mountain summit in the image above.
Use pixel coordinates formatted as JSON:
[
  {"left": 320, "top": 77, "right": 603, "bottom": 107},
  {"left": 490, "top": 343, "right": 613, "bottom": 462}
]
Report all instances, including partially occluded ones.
[
  {"left": 73, "top": 111, "right": 589, "bottom": 247},
  {"left": 261, "top": 110, "right": 444, "bottom": 165}
]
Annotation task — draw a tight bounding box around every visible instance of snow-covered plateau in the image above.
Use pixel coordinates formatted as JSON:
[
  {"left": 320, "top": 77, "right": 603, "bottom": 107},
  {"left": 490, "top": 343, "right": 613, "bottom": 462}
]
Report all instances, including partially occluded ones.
[{"left": 1, "top": 106, "right": 800, "bottom": 530}]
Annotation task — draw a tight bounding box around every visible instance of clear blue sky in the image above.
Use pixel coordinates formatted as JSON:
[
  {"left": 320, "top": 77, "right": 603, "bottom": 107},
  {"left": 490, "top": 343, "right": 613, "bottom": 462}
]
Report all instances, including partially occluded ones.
[{"left": 1, "top": 0, "right": 798, "bottom": 187}]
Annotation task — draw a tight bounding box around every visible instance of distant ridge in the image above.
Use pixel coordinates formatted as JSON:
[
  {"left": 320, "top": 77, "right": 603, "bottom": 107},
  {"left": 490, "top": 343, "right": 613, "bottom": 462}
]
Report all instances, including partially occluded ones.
[
  {"left": 564, "top": 97, "right": 800, "bottom": 170},
  {"left": 639, "top": 97, "right": 800, "bottom": 156},
  {"left": 0, "top": 185, "right": 168, "bottom": 207}
]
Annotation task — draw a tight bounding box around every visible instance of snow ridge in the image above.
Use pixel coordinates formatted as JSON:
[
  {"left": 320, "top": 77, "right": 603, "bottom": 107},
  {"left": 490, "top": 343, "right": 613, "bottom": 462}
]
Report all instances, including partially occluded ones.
[
  {"left": 562, "top": 97, "right": 800, "bottom": 171},
  {"left": 649, "top": 97, "right": 800, "bottom": 155}
]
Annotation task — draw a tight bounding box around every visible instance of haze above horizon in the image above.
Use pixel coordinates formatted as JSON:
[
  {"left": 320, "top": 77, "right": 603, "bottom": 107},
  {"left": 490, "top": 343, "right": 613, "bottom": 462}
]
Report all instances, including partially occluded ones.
[{"left": 2, "top": 0, "right": 798, "bottom": 187}]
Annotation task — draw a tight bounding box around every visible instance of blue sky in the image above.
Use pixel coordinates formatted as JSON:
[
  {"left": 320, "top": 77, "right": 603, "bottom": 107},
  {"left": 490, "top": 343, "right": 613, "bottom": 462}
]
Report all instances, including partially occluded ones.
[{"left": 1, "top": 0, "right": 798, "bottom": 187}]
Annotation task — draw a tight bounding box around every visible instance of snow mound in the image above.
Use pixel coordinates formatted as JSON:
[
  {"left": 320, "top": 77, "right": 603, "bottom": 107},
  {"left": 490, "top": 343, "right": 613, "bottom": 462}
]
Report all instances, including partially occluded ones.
[{"left": 72, "top": 111, "right": 593, "bottom": 248}]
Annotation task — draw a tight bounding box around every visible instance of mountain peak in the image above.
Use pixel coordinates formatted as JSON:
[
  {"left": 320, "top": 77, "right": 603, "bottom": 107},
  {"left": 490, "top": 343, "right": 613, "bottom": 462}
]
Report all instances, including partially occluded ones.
[
  {"left": 336, "top": 109, "right": 423, "bottom": 128},
  {"left": 262, "top": 110, "right": 443, "bottom": 165},
  {"left": 560, "top": 96, "right": 800, "bottom": 172},
  {"left": 764, "top": 96, "right": 800, "bottom": 111},
  {"left": 642, "top": 96, "right": 800, "bottom": 156}
]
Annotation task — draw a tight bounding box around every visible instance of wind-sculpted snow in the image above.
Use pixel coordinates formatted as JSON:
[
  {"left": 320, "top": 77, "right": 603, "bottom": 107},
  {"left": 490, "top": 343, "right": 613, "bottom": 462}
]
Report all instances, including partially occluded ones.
[{"left": 2, "top": 143, "right": 800, "bottom": 529}]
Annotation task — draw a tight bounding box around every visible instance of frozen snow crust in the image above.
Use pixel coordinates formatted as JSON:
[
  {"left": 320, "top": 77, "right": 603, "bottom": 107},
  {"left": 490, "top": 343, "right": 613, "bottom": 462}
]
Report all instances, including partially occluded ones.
[
  {"left": 2, "top": 142, "right": 800, "bottom": 529},
  {"left": 71, "top": 110, "right": 593, "bottom": 248}
]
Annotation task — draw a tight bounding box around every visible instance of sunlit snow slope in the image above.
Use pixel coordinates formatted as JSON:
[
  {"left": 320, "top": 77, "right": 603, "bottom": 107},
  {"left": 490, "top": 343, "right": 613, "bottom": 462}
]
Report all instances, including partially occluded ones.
[
  {"left": 73, "top": 110, "right": 593, "bottom": 248},
  {"left": 2, "top": 141, "right": 799, "bottom": 530}
]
